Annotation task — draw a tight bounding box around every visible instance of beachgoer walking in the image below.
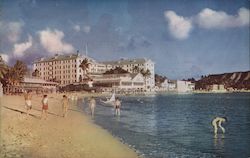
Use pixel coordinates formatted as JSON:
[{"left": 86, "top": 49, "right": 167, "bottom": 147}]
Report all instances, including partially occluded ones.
[
  {"left": 62, "top": 95, "right": 69, "bottom": 117},
  {"left": 41, "top": 95, "right": 49, "bottom": 120},
  {"left": 212, "top": 117, "right": 227, "bottom": 134},
  {"left": 114, "top": 97, "right": 121, "bottom": 116},
  {"left": 24, "top": 90, "right": 32, "bottom": 116},
  {"left": 89, "top": 97, "right": 96, "bottom": 116}
]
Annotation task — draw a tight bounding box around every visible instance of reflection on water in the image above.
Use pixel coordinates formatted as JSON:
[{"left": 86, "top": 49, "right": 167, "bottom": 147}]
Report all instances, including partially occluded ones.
[
  {"left": 214, "top": 134, "right": 225, "bottom": 156},
  {"left": 80, "top": 93, "right": 250, "bottom": 158}
]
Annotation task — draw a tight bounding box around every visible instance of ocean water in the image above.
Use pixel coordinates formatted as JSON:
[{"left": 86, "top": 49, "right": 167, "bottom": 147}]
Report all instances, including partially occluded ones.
[{"left": 80, "top": 93, "right": 250, "bottom": 158}]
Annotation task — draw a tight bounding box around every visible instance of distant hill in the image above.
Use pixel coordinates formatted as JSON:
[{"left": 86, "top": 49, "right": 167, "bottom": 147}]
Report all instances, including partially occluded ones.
[{"left": 195, "top": 71, "right": 250, "bottom": 90}]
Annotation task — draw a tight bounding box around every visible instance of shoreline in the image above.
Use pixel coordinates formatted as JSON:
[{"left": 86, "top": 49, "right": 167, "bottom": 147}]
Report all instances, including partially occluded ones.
[{"left": 0, "top": 94, "right": 138, "bottom": 158}]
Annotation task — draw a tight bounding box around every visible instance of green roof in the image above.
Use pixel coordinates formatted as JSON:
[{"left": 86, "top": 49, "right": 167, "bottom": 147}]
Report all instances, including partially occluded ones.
[
  {"left": 34, "top": 53, "right": 82, "bottom": 63},
  {"left": 101, "top": 58, "right": 153, "bottom": 65}
]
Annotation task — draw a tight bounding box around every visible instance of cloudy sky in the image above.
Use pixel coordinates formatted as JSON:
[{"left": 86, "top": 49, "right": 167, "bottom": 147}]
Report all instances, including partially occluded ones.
[{"left": 0, "top": 0, "right": 249, "bottom": 79}]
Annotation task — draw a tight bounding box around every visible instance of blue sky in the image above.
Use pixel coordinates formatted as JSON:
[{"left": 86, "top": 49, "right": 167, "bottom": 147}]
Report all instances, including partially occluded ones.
[{"left": 0, "top": 0, "right": 249, "bottom": 79}]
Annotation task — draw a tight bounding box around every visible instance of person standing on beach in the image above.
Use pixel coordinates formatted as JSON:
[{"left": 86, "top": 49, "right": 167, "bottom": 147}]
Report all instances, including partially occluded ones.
[
  {"left": 62, "top": 95, "right": 69, "bottom": 117},
  {"left": 41, "top": 95, "right": 49, "bottom": 120},
  {"left": 212, "top": 117, "right": 227, "bottom": 134},
  {"left": 24, "top": 90, "right": 32, "bottom": 116},
  {"left": 114, "top": 97, "right": 121, "bottom": 116},
  {"left": 89, "top": 97, "right": 96, "bottom": 116}
]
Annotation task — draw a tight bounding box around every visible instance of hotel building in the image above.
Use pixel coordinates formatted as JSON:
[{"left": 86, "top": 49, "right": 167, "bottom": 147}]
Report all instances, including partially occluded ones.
[
  {"left": 33, "top": 53, "right": 155, "bottom": 91},
  {"left": 33, "top": 53, "right": 93, "bottom": 85},
  {"left": 102, "top": 58, "right": 155, "bottom": 91}
]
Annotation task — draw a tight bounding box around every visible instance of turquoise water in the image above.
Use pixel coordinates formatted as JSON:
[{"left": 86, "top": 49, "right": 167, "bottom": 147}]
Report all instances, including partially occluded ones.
[{"left": 80, "top": 93, "right": 250, "bottom": 158}]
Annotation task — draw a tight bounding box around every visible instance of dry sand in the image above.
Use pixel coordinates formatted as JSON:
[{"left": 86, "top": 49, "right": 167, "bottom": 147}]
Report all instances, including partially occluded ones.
[{"left": 0, "top": 94, "right": 138, "bottom": 158}]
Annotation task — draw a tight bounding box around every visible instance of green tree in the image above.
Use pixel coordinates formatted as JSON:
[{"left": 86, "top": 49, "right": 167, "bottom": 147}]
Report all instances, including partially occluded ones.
[
  {"left": 79, "top": 58, "right": 91, "bottom": 80},
  {"left": 79, "top": 75, "right": 83, "bottom": 82},
  {"left": 132, "top": 66, "right": 140, "bottom": 73},
  {"left": 32, "top": 69, "right": 40, "bottom": 77},
  {"left": 4, "top": 60, "right": 27, "bottom": 86},
  {"left": 0, "top": 55, "right": 8, "bottom": 80},
  {"left": 140, "top": 68, "right": 151, "bottom": 89}
]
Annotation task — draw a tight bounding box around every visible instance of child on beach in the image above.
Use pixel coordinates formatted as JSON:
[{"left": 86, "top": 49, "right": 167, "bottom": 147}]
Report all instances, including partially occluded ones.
[
  {"left": 62, "top": 95, "right": 69, "bottom": 117},
  {"left": 24, "top": 90, "right": 32, "bottom": 116},
  {"left": 114, "top": 97, "right": 121, "bottom": 116},
  {"left": 41, "top": 95, "right": 49, "bottom": 120},
  {"left": 89, "top": 97, "right": 96, "bottom": 116}
]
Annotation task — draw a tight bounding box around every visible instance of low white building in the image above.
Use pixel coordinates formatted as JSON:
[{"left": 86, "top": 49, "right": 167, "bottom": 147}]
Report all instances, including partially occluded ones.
[
  {"left": 93, "top": 73, "right": 145, "bottom": 94},
  {"left": 208, "top": 84, "right": 226, "bottom": 92},
  {"left": 168, "top": 80, "right": 177, "bottom": 91},
  {"left": 3, "top": 77, "right": 58, "bottom": 94},
  {"left": 176, "top": 80, "right": 195, "bottom": 93},
  {"left": 102, "top": 58, "right": 155, "bottom": 92}
]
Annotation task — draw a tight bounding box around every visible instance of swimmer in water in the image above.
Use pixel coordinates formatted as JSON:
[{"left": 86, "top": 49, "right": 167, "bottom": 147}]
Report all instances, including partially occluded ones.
[
  {"left": 212, "top": 117, "right": 227, "bottom": 134},
  {"left": 89, "top": 97, "right": 96, "bottom": 117},
  {"left": 114, "top": 97, "right": 121, "bottom": 116}
]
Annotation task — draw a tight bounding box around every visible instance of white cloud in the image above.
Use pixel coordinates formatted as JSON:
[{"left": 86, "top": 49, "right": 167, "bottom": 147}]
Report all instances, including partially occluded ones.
[
  {"left": 73, "top": 25, "right": 81, "bottom": 32},
  {"left": 38, "top": 28, "right": 74, "bottom": 54},
  {"left": 196, "top": 7, "right": 250, "bottom": 29},
  {"left": 83, "top": 25, "right": 91, "bottom": 34},
  {"left": 0, "top": 21, "right": 24, "bottom": 43},
  {"left": 13, "top": 35, "right": 33, "bottom": 57},
  {"left": 164, "top": 11, "right": 192, "bottom": 40},
  {"left": 0, "top": 53, "right": 10, "bottom": 63}
]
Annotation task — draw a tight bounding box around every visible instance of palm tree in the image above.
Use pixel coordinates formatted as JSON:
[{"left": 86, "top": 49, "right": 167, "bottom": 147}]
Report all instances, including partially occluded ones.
[
  {"left": 32, "top": 69, "right": 40, "bottom": 77},
  {"left": 13, "top": 60, "right": 28, "bottom": 82},
  {"left": 0, "top": 55, "right": 8, "bottom": 80},
  {"left": 4, "top": 60, "right": 27, "bottom": 86},
  {"left": 79, "top": 58, "right": 91, "bottom": 80},
  {"left": 132, "top": 66, "right": 140, "bottom": 73},
  {"left": 4, "top": 68, "right": 16, "bottom": 85},
  {"left": 140, "top": 68, "right": 152, "bottom": 89}
]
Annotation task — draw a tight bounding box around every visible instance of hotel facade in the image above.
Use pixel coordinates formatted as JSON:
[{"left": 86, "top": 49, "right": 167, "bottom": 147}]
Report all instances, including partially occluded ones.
[{"left": 33, "top": 53, "right": 155, "bottom": 91}]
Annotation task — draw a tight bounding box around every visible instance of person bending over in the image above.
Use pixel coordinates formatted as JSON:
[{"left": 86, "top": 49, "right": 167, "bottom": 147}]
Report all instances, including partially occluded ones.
[{"left": 212, "top": 117, "right": 227, "bottom": 134}]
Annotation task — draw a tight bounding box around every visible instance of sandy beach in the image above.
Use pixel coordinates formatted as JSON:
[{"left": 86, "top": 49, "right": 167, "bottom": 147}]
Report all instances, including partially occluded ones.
[{"left": 0, "top": 94, "right": 138, "bottom": 158}]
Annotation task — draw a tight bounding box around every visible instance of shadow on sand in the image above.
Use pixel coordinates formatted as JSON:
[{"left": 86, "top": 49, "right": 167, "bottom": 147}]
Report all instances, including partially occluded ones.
[{"left": 3, "top": 106, "right": 64, "bottom": 118}]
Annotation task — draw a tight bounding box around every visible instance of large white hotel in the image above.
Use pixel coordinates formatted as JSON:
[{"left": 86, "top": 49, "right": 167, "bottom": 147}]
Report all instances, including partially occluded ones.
[{"left": 33, "top": 53, "right": 155, "bottom": 92}]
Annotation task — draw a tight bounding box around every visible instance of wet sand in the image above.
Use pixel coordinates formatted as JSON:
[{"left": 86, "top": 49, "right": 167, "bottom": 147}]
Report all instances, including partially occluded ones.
[{"left": 0, "top": 94, "right": 138, "bottom": 158}]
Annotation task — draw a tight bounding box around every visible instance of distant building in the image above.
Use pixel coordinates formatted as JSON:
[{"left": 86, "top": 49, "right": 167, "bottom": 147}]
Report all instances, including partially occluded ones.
[
  {"left": 176, "top": 80, "right": 195, "bottom": 93},
  {"left": 207, "top": 84, "right": 226, "bottom": 92},
  {"left": 168, "top": 80, "right": 177, "bottom": 91}
]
